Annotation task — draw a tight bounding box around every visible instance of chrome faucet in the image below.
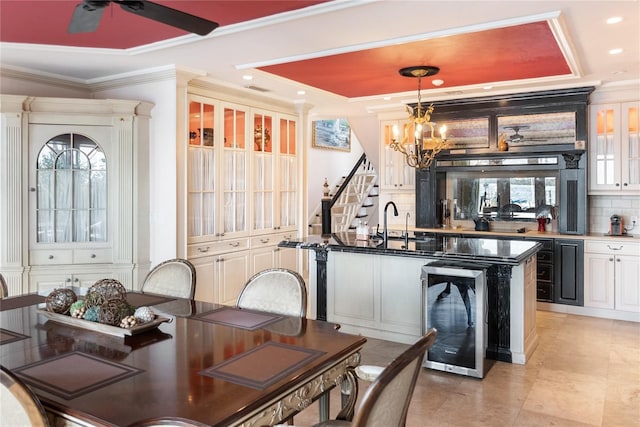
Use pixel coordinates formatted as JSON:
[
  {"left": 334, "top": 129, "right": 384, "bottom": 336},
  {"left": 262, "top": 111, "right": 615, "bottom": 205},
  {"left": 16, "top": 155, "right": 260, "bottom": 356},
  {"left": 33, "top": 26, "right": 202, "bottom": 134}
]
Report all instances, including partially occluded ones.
[{"left": 383, "top": 201, "right": 398, "bottom": 248}]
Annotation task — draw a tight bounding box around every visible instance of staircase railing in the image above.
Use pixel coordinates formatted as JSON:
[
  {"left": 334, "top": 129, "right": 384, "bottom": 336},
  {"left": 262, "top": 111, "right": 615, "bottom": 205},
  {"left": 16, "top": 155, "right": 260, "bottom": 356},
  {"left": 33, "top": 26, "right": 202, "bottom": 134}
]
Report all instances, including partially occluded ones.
[{"left": 321, "top": 153, "right": 368, "bottom": 235}]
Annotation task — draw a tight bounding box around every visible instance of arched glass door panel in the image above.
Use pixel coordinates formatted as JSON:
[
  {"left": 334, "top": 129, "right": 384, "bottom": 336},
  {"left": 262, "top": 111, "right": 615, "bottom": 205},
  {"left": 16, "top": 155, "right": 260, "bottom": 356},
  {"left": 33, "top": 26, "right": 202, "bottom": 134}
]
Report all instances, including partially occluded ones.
[{"left": 36, "top": 133, "right": 107, "bottom": 243}]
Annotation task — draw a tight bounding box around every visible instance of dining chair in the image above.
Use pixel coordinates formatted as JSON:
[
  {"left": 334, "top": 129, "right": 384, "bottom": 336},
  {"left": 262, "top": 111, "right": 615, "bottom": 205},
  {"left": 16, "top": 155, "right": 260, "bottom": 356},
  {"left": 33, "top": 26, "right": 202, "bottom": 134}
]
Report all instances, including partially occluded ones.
[
  {"left": 312, "top": 328, "right": 438, "bottom": 427},
  {"left": 0, "top": 273, "right": 8, "bottom": 299},
  {"left": 236, "top": 268, "right": 307, "bottom": 318},
  {"left": 1, "top": 365, "right": 50, "bottom": 427},
  {"left": 141, "top": 258, "right": 196, "bottom": 300}
]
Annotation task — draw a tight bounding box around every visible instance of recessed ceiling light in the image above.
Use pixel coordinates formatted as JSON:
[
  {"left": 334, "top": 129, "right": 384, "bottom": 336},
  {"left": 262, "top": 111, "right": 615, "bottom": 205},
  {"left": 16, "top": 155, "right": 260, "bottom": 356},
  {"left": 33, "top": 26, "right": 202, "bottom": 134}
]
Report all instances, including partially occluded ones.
[
  {"left": 483, "top": 86, "right": 493, "bottom": 90},
  {"left": 609, "top": 48, "right": 623, "bottom": 55},
  {"left": 606, "top": 17, "right": 623, "bottom": 24},
  {"left": 297, "top": 90, "right": 306, "bottom": 95},
  {"left": 432, "top": 79, "right": 444, "bottom": 87},
  {"left": 242, "top": 75, "right": 253, "bottom": 81},
  {"left": 383, "top": 96, "right": 391, "bottom": 101},
  {"left": 611, "top": 70, "right": 627, "bottom": 75}
]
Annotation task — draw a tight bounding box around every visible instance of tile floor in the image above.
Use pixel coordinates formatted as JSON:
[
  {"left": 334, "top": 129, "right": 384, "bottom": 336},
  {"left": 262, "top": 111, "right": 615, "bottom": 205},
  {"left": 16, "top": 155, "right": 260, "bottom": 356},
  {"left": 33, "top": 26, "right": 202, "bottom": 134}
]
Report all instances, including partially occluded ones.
[{"left": 293, "top": 311, "right": 640, "bottom": 427}]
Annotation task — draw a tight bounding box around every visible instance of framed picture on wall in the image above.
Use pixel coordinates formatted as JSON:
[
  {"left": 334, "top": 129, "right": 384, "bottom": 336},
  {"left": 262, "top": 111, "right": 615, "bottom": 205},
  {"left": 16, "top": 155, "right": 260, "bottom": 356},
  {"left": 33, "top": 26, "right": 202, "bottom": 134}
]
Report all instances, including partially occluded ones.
[{"left": 312, "top": 119, "right": 351, "bottom": 151}]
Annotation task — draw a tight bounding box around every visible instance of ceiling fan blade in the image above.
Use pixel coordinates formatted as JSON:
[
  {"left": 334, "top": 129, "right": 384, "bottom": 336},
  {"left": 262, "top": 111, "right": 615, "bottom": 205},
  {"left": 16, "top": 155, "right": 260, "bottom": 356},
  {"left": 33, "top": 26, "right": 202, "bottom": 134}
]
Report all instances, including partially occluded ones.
[
  {"left": 116, "top": 1, "right": 219, "bottom": 36},
  {"left": 68, "top": 1, "right": 109, "bottom": 33}
]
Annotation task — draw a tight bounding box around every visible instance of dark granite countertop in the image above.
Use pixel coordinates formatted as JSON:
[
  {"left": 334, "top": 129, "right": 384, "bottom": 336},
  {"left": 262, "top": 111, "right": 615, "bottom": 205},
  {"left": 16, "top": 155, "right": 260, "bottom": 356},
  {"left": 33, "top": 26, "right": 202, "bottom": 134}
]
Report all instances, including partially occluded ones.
[{"left": 279, "top": 232, "right": 541, "bottom": 266}]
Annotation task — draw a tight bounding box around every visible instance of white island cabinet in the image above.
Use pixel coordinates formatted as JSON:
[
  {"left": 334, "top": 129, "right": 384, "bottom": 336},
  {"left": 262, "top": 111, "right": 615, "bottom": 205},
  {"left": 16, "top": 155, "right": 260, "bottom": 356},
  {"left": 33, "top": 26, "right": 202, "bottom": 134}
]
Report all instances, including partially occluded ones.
[
  {"left": 328, "top": 252, "right": 427, "bottom": 344},
  {"left": 292, "top": 233, "right": 541, "bottom": 365}
]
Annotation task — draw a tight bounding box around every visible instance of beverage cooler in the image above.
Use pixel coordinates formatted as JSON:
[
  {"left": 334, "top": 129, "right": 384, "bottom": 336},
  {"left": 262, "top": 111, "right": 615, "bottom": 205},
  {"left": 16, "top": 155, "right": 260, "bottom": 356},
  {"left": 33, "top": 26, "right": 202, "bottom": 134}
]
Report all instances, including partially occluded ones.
[{"left": 421, "top": 261, "right": 489, "bottom": 378}]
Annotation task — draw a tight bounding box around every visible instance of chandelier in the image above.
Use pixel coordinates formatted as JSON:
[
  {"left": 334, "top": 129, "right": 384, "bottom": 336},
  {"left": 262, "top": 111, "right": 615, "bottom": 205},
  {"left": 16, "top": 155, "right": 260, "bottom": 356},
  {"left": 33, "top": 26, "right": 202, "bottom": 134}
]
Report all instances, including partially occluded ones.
[{"left": 391, "top": 66, "right": 448, "bottom": 169}]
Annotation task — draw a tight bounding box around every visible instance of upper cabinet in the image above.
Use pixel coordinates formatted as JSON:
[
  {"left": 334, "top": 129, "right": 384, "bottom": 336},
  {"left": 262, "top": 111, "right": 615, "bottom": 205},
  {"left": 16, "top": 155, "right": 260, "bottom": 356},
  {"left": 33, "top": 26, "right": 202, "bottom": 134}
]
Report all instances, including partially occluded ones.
[
  {"left": 251, "top": 110, "right": 298, "bottom": 236},
  {"left": 380, "top": 120, "right": 415, "bottom": 190},
  {"left": 187, "top": 96, "right": 250, "bottom": 244},
  {"left": 184, "top": 93, "right": 300, "bottom": 304},
  {"left": 589, "top": 102, "right": 640, "bottom": 194}
]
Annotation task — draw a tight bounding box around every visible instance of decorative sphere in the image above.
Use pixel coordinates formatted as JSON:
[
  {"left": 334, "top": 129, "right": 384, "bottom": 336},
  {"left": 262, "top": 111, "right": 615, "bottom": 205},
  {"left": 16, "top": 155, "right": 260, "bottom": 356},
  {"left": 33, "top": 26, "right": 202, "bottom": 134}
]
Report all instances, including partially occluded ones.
[{"left": 45, "top": 288, "right": 78, "bottom": 314}]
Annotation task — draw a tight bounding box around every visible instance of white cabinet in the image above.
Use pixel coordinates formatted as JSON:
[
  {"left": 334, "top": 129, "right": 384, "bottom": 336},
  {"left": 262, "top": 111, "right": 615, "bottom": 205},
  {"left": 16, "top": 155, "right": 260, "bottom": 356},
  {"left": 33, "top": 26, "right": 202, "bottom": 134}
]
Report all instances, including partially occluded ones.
[
  {"left": 380, "top": 121, "right": 415, "bottom": 190},
  {"left": 584, "top": 240, "right": 640, "bottom": 314},
  {"left": 187, "top": 96, "right": 249, "bottom": 244},
  {"left": 0, "top": 96, "right": 151, "bottom": 296},
  {"left": 217, "top": 250, "right": 250, "bottom": 306},
  {"left": 249, "top": 231, "right": 298, "bottom": 275},
  {"left": 589, "top": 102, "right": 640, "bottom": 194},
  {"left": 185, "top": 94, "right": 300, "bottom": 303},
  {"left": 327, "top": 251, "right": 425, "bottom": 344},
  {"left": 251, "top": 110, "right": 299, "bottom": 236},
  {"left": 30, "top": 269, "right": 114, "bottom": 296},
  {"left": 189, "top": 244, "right": 250, "bottom": 306}
]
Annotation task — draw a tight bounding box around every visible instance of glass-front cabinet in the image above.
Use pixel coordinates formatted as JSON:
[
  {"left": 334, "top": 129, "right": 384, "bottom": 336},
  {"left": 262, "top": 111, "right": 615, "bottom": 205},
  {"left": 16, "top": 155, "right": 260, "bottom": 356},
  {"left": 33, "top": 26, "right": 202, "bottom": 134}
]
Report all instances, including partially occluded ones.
[
  {"left": 187, "top": 97, "right": 249, "bottom": 244},
  {"left": 589, "top": 102, "right": 640, "bottom": 193},
  {"left": 380, "top": 120, "right": 416, "bottom": 190},
  {"left": 0, "top": 96, "right": 150, "bottom": 296},
  {"left": 185, "top": 95, "right": 299, "bottom": 304},
  {"left": 251, "top": 110, "right": 298, "bottom": 235}
]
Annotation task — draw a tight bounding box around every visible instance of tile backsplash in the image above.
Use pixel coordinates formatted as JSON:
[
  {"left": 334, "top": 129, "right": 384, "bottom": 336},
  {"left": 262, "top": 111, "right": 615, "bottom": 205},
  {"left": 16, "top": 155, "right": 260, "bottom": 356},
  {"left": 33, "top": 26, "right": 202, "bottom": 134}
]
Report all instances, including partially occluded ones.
[{"left": 589, "top": 195, "right": 640, "bottom": 236}]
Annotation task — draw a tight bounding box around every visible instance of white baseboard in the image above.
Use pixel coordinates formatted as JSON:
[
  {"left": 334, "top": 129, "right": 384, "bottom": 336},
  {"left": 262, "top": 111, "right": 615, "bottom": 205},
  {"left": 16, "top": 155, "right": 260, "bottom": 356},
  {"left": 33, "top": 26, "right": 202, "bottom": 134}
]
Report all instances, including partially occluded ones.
[{"left": 537, "top": 302, "right": 640, "bottom": 322}]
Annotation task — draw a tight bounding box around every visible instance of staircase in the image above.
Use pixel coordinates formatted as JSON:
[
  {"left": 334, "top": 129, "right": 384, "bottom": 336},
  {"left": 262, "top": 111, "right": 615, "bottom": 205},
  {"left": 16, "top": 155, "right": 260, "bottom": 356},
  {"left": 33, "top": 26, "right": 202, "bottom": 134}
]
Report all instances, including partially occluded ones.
[{"left": 309, "top": 155, "right": 379, "bottom": 234}]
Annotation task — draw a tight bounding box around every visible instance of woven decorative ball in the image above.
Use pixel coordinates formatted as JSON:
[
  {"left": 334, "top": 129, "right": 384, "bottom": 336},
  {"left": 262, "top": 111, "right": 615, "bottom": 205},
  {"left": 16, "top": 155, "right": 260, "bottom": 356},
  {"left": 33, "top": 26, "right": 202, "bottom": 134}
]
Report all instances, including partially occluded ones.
[
  {"left": 85, "top": 279, "right": 127, "bottom": 309},
  {"left": 45, "top": 288, "right": 77, "bottom": 314},
  {"left": 134, "top": 306, "right": 155, "bottom": 324},
  {"left": 98, "top": 299, "right": 132, "bottom": 326}
]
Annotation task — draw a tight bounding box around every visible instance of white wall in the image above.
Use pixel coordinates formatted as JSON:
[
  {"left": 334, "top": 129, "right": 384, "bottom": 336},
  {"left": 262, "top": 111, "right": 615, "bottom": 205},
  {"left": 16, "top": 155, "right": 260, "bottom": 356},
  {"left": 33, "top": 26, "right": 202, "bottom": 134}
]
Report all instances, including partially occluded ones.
[
  {"left": 92, "top": 74, "right": 179, "bottom": 267},
  {"left": 305, "top": 121, "right": 364, "bottom": 228}
]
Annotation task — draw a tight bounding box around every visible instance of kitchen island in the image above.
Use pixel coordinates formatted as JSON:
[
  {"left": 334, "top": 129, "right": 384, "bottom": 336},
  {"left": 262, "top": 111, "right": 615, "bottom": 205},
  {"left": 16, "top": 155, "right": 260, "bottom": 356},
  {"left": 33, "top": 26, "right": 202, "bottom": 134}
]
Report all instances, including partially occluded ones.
[{"left": 280, "top": 233, "right": 541, "bottom": 364}]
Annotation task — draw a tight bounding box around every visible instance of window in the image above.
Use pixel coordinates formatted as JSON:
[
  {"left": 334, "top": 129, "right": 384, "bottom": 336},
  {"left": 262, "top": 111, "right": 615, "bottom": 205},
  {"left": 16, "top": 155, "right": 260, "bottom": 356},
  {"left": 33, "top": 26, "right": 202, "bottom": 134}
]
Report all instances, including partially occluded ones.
[{"left": 36, "top": 134, "right": 107, "bottom": 243}]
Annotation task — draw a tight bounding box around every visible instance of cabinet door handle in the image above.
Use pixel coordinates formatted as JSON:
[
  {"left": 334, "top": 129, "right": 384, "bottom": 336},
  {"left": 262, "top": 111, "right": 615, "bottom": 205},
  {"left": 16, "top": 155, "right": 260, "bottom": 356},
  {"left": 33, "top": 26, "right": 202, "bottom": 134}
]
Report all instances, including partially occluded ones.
[
  {"left": 217, "top": 258, "right": 224, "bottom": 263},
  {"left": 65, "top": 278, "right": 71, "bottom": 283},
  {"left": 229, "top": 242, "right": 240, "bottom": 247},
  {"left": 48, "top": 255, "right": 54, "bottom": 260},
  {"left": 91, "top": 254, "right": 96, "bottom": 258},
  {"left": 616, "top": 258, "right": 621, "bottom": 262},
  {"left": 616, "top": 183, "right": 620, "bottom": 187},
  {"left": 274, "top": 248, "right": 280, "bottom": 252},
  {"left": 609, "top": 257, "right": 614, "bottom": 261},
  {"left": 30, "top": 187, "right": 36, "bottom": 192},
  {"left": 74, "top": 278, "right": 79, "bottom": 283},
  {"left": 197, "top": 246, "right": 210, "bottom": 253},
  {"left": 607, "top": 245, "right": 622, "bottom": 251},
  {"left": 623, "top": 183, "right": 628, "bottom": 187}
]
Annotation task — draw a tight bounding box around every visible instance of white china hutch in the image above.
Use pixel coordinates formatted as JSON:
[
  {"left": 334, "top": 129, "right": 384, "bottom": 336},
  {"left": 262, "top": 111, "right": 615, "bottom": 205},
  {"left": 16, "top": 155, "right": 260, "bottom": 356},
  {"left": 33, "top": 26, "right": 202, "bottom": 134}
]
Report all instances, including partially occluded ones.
[
  {"left": 0, "top": 95, "right": 153, "bottom": 296},
  {"left": 183, "top": 89, "right": 301, "bottom": 304}
]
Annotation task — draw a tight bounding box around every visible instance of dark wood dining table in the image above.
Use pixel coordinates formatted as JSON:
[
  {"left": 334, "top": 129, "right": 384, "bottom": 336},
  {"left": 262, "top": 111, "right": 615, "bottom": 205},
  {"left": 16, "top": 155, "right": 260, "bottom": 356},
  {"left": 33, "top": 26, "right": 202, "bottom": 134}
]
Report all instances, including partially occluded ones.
[{"left": 0, "top": 293, "right": 366, "bottom": 426}]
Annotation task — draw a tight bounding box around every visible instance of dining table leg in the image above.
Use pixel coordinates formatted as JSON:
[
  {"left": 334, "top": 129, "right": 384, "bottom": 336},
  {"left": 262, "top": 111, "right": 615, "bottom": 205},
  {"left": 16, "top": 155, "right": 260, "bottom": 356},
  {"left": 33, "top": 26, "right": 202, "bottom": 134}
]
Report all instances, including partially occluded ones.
[{"left": 318, "top": 392, "right": 330, "bottom": 422}]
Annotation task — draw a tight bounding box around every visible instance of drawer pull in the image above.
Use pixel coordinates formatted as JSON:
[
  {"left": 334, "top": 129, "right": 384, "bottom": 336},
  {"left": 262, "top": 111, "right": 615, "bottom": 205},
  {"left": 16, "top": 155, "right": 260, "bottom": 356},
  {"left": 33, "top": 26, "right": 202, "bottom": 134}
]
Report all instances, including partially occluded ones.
[
  {"left": 229, "top": 242, "right": 240, "bottom": 247},
  {"left": 260, "top": 238, "right": 270, "bottom": 244},
  {"left": 48, "top": 255, "right": 54, "bottom": 260},
  {"left": 607, "top": 245, "right": 623, "bottom": 251},
  {"left": 197, "top": 246, "right": 210, "bottom": 253},
  {"left": 91, "top": 254, "right": 96, "bottom": 258}
]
